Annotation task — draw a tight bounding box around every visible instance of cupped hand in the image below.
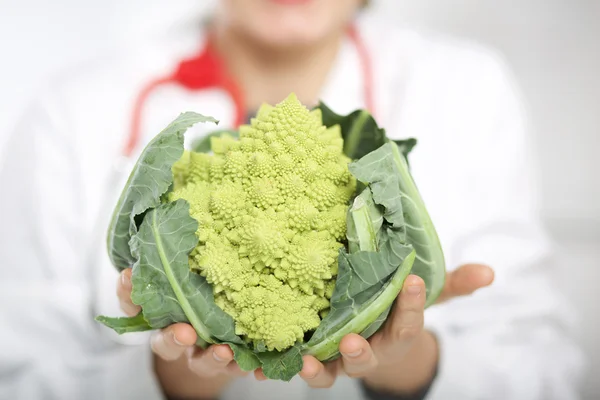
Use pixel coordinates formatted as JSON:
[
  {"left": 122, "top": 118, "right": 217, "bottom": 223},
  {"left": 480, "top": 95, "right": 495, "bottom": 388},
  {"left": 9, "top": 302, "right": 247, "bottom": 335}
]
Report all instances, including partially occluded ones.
[
  {"left": 253, "top": 263, "right": 494, "bottom": 388},
  {"left": 117, "top": 264, "right": 493, "bottom": 386},
  {"left": 116, "top": 268, "right": 247, "bottom": 378}
]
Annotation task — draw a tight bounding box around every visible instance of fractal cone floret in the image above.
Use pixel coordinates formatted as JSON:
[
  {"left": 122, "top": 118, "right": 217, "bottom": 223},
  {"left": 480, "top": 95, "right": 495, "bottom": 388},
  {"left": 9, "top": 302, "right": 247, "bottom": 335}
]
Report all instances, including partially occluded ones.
[{"left": 168, "top": 94, "right": 355, "bottom": 351}]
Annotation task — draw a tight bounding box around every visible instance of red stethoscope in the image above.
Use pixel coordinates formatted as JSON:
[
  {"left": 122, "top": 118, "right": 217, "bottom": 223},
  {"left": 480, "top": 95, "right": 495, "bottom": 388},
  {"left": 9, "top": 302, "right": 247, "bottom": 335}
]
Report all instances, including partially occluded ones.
[{"left": 124, "top": 23, "right": 375, "bottom": 158}]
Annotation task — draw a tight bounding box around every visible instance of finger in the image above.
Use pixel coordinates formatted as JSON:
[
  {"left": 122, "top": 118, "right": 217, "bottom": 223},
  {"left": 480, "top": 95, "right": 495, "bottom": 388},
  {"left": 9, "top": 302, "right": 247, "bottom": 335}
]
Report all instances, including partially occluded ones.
[
  {"left": 116, "top": 269, "right": 141, "bottom": 316},
  {"left": 188, "top": 344, "right": 234, "bottom": 377},
  {"left": 376, "top": 274, "right": 426, "bottom": 349},
  {"left": 339, "top": 334, "right": 378, "bottom": 378},
  {"left": 254, "top": 368, "right": 268, "bottom": 381},
  {"left": 436, "top": 263, "right": 495, "bottom": 304},
  {"left": 299, "top": 356, "right": 337, "bottom": 389},
  {"left": 150, "top": 323, "right": 197, "bottom": 361}
]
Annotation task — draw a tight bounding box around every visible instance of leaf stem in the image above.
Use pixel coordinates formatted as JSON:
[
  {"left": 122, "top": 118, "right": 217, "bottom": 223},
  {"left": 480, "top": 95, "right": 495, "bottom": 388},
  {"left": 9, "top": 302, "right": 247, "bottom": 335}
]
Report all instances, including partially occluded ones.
[
  {"left": 387, "top": 142, "right": 446, "bottom": 307},
  {"left": 350, "top": 194, "right": 378, "bottom": 252},
  {"left": 151, "top": 211, "right": 214, "bottom": 344}
]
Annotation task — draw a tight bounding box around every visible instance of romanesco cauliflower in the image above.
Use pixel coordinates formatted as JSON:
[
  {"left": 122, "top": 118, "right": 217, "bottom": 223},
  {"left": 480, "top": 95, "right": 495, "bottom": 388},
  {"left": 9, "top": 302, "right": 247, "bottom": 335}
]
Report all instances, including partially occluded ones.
[
  {"left": 100, "top": 91, "right": 445, "bottom": 382},
  {"left": 168, "top": 94, "right": 356, "bottom": 351}
]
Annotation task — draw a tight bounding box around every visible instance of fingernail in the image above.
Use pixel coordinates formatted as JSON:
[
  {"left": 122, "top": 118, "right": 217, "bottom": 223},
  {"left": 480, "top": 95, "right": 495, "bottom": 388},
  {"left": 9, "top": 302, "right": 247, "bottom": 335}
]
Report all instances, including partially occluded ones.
[
  {"left": 344, "top": 349, "right": 362, "bottom": 358},
  {"left": 212, "top": 349, "right": 225, "bottom": 362},
  {"left": 121, "top": 272, "right": 131, "bottom": 289},
  {"left": 407, "top": 285, "right": 422, "bottom": 295},
  {"left": 172, "top": 332, "right": 184, "bottom": 346}
]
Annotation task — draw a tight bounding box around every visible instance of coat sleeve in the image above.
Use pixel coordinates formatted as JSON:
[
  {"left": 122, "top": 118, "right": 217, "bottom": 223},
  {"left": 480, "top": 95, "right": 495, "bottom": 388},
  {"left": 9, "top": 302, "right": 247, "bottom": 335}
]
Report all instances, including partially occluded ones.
[
  {"left": 423, "top": 53, "right": 585, "bottom": 400},
  {"left": 0, "top": 95, "right": 164, "bottom": 400}
]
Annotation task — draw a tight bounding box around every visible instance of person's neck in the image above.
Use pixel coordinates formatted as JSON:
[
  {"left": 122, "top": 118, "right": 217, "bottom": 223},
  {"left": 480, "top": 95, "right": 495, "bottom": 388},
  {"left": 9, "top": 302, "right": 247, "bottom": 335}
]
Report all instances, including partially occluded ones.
[{"left": 211, "top": 23, "right": 345, "bottom": 112}]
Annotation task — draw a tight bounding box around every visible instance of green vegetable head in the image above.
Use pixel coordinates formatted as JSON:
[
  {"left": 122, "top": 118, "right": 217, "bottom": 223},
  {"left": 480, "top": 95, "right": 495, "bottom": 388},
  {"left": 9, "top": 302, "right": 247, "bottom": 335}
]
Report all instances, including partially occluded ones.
[
  {"left": 167, "top": 94, "right": 356, "bottom": 353},
  {"left": 97, "top": 93, "right": 446, "bottom": 381}
]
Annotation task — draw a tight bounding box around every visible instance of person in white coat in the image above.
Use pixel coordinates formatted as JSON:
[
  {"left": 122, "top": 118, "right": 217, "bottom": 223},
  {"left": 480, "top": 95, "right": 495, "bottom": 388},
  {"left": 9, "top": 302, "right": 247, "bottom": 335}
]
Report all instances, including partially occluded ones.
[{"left": 0, "top": 0, "right": 585, "bottom": 399}]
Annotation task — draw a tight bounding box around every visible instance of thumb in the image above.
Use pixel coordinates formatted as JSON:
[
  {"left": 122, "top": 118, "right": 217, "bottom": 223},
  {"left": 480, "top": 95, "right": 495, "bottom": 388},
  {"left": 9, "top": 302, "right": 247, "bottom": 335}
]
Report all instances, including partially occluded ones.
[{"left": 435, "top": 263, "right": 494, "bottom": 304}]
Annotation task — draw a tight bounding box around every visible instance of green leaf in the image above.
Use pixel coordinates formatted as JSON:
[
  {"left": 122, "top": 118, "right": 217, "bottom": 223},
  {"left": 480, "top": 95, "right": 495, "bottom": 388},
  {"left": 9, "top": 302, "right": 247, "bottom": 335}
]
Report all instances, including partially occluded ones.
[
  {"left": 229, "top": 343, "right": 262, "bottom": 372},
  {"left": 348, "top": 145, "right": 407, "bottom": 230},
  {"left": 316, "top": 102, "right": 388, "bottom": 160},
  {"left": 95, "top": 312, "right": 152, "bottom": 334},
  {"left": 106, "top": 112, "right": 218, "bottom": 271},
  {"left": 129, "top": 200, "right": 244, "bottom": 346},
  {"left": 303, "top": 136, "right": 430, "bottom": 362},
  {"left": 311, "top": 184, "right": 411, "bottom": 356},
  {"left": 304, "top": 247, "right": 415, "bottom": 361},
  {"left": 257, "top": 345, "right": 304, "bottom": 382},
  {"left": 393, "top": 138, "right": 418, "bottom": 162},
  {"left": 101, "top": 112, "right": 261, "bottom": 373},
  {"left": 350, "top": 143, "right": 446, "bottom": 307}
]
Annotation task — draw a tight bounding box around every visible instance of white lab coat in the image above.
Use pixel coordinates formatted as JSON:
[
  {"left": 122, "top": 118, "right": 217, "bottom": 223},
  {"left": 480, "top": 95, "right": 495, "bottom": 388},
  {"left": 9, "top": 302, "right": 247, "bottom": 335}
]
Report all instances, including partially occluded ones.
[{"left": 0, "top": 13, "right": 585, "bottom": 400}]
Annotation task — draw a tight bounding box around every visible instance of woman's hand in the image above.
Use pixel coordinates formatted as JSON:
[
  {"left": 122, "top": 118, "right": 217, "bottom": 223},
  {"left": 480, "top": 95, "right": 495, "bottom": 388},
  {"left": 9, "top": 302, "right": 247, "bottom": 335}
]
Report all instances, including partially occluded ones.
[
  {"left": 116, "top": 264, "right": 493, "bottom": 395},
  {"left": 254, "top": 264, "right": 494, "bottom": 393},
  {"left": 116, "top": 269, "right": 246, "bottom": 398}
]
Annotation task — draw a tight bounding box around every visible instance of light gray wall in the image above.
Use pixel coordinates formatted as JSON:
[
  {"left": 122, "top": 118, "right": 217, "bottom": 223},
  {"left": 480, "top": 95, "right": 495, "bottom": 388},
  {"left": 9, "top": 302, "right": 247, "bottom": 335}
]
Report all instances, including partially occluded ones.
[
  {"left": 0, "top": 0, "right": 598, "bottom": 397},
  {"left": 375, "top": 0, "right": 600, "bottom": 237}
]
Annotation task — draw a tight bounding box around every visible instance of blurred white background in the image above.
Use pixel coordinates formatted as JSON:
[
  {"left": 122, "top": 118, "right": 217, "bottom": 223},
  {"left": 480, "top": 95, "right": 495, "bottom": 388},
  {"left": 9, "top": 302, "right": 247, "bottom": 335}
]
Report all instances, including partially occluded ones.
[{"left": 0, "top": 0, "right": 598, "bottom": 397}]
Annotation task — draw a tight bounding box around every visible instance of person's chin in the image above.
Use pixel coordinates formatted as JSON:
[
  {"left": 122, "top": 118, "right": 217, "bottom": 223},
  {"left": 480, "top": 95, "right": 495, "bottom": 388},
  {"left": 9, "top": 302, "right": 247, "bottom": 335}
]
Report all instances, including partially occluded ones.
[
  {"left": 257, "top": 28, "right": 323, "bottom": 49},
  {"left": 268, "top": 0, "right": 314, "bottom": 5}
]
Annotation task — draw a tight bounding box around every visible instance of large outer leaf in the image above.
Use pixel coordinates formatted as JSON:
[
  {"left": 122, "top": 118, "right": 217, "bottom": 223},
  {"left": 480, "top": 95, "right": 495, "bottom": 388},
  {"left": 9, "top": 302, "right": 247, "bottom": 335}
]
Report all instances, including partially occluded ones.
[
  {"left": 129, "top": 200, "right": 221, "bottom": 341},
  {"left": 303, "top": 103, "right": 445, "bottom": 362},
  {"left": 106, "top": 112, "right": 218, "bottom": 271},
  {"left": 303, "top": 179, "right": 416, "bottom": 361},
  {"left": 349, "top": 143, "right": 446, "bottom": 307},
  {"left": 102, "top": 199, "right": 261, "bottom": 370},
  {"left": 99, "top": 109, "right": 261, "bottom": 371},
  {"left": 304, "top": 247, "right": 415, "bottom": 361}
]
